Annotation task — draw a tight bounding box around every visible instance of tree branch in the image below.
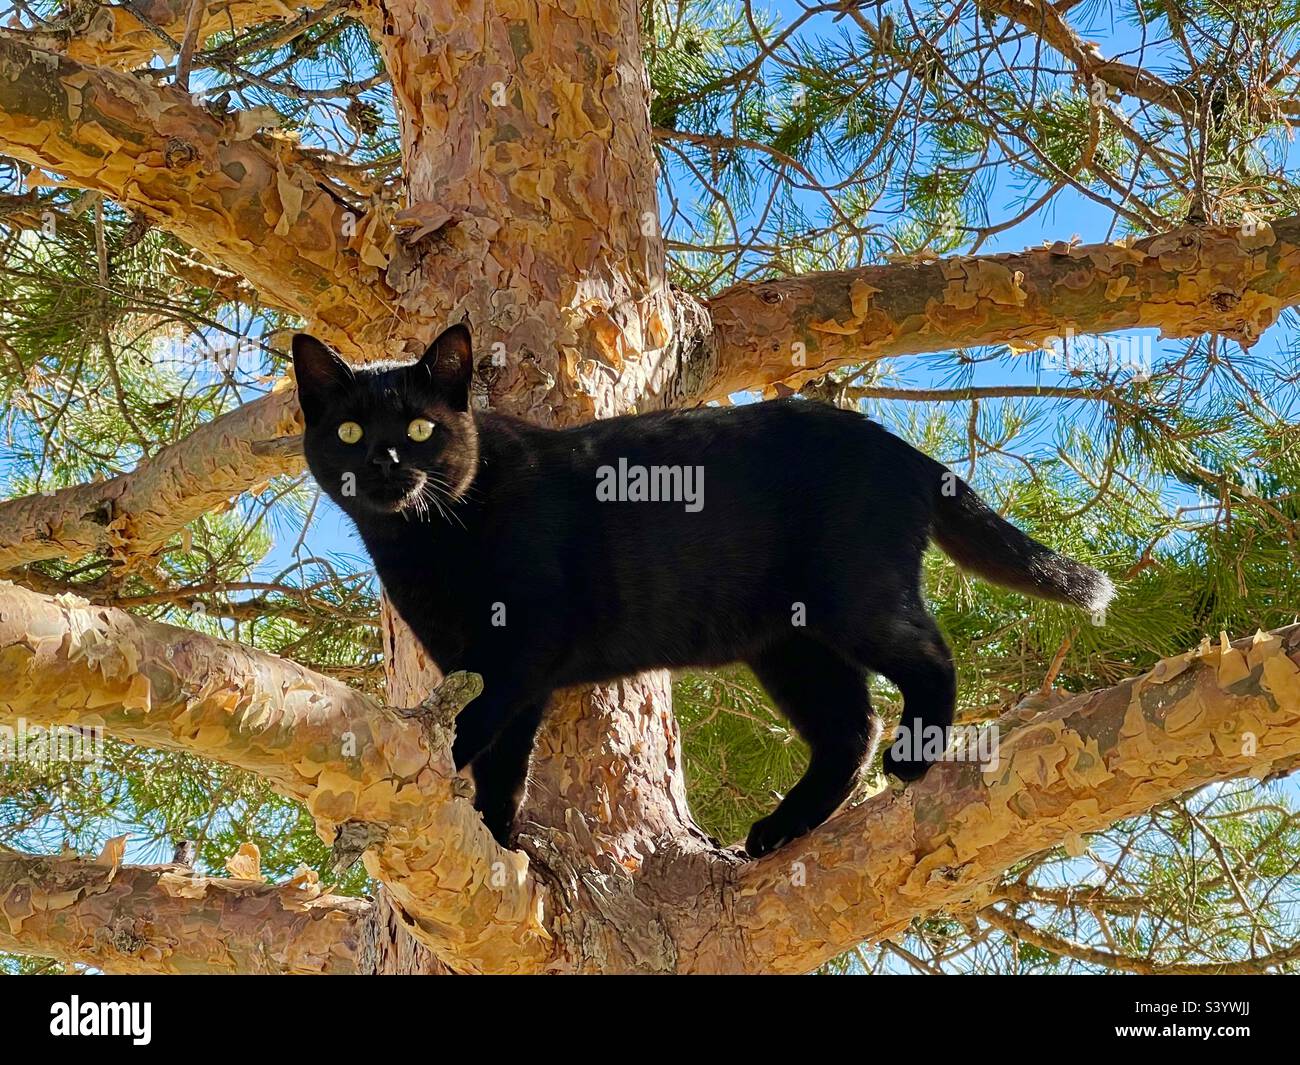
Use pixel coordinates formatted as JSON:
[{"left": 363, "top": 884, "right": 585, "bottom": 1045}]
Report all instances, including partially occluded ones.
[
  {"left": 0, "top": 35, "right": 397, "bottom": 355},
  {"left": 979, "top": 0, "right": 1201, "bottom": 117},
  {"left": 696, "top": 217, "right": 1299, "bottom": 401},
  {"left": 0, "top": 582, "right": 553, "bottom": 973},
  {"left": 980, "top": 905, "right": 1300, "bottom": 974},
  {"left": 10, "top": 1, "right": 349, "bottom": 73},
  {"left": 0, "top": 847, "right": 369, "bottom": 974},
  {"left": 720, "top": 626, "right": 1300, "bottom": 972},
  {"left": 0, "top": 388, "right": 303, "bottom": 571}
]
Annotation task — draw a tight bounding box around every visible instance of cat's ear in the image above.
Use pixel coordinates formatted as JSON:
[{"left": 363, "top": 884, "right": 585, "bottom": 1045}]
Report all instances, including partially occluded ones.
[
  {"left": 292, "top": 334, "right": 352, "bottom": 422},
  {"left": 414, "top": 323, "right": 473, "bottom": 411}
]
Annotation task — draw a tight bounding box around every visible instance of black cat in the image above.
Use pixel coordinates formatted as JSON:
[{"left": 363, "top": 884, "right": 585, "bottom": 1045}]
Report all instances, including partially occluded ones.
[{"left": 293, "top": 325, "right": 1114, "bottom": 856}]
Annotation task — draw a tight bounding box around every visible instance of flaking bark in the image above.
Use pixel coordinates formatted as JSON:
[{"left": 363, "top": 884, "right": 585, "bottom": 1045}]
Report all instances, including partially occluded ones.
[
  {"left": 0, "top": 388, "right": 302, "bottom": 571},
  {"left": 9, "top": 1, "right": 349, "bottom": 72},
  {"left": 0, "top": 848, "right": 369, "bottom": 974},
  {"left": 4, "top": 581, "right": 1299, "bottom": 973},
  {"left": 0, "top": 36, "right": 397, "bottom": 355},
  {"left": 0, "top": 581, "right": 553, "bottom": 973},
  {"left": 722, "top": 627, "right": 1300, "bottom": 972},
  {"left": 698, "top": 218, "right": 1300, "bottom": 401}
]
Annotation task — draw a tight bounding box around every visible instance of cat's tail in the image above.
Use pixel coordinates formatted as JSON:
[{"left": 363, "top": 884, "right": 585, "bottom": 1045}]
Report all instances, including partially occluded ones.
[{"left": 930, "top": 472, "right": 1115, "bottom": 613}]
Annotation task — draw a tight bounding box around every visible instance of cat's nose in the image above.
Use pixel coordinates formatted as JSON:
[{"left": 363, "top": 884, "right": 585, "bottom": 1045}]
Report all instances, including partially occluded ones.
[{"left": 371, "top": 447, "right": 400, "bottom": 471}]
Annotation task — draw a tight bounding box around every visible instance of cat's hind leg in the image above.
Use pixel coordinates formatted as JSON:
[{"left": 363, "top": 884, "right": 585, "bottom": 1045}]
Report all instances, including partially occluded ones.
[
  {"left": 744, "top": 636, "right": 881, "bottom": 858},
  {"left": 849, "top": 602, "right": 956, "bottom": 782}
]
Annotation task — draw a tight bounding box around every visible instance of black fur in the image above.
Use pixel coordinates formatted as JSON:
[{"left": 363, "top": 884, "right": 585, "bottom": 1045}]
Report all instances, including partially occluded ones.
[{"left": 294, "top": 326, "right": 1114, "bottom": 856}]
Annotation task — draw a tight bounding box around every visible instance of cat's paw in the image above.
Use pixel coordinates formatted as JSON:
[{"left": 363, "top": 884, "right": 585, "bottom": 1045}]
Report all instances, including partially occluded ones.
[
  {"left": 745, "top": 813, "right": 798, "bottom": 858},
  {"left": 882, "top": 747, "right": 932, "bottom": 783}
]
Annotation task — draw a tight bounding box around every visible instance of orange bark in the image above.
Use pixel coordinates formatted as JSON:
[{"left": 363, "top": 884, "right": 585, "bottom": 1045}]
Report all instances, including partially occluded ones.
[
  {"left": 0, "top": 849, "right": 368, "bottom": 974},
  {"left": 0, "top": 389, "right": 302, "bottom": 571},
  {"left": 55, "top": 0, "right": 341, "bottom": 71},
  {"left": 0, "top": 36, "right": 396, "bottom": 356},
  {"left": 699, "top": 218, "right": 1300, "bottom": 401},
  {"left": 4, "top": 586, "right": 1299, "bottom": 972}
]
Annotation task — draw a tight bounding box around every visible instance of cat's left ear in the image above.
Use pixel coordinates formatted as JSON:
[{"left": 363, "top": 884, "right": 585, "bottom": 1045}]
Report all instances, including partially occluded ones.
[{"left": 414, "top": 323, "right": 473, "bottom": 411}]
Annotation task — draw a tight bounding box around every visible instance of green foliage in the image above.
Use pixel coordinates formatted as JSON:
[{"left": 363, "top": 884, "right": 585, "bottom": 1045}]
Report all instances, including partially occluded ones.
[{"left": 673, "top": 666, "right": 807, "bottom": 845}]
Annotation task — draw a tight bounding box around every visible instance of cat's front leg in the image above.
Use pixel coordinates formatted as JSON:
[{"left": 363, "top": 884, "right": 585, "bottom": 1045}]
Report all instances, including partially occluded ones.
[
  {"left": 470, "top": 700, "right": 548, "bottom": 847},
  {"left": 448, "top": 617, "right": 558, "bottom": 768},
  {"left": 448, "top": 666, "right": 549, "bottom": 847},
  {"left": 450, "top": 666, "right": 543, "bottom": 770}
]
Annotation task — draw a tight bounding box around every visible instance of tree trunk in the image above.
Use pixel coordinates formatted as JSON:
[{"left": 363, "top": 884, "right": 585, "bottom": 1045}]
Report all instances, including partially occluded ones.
[{"left": 360, "top": 0, "right": 709, "bottom": 970}]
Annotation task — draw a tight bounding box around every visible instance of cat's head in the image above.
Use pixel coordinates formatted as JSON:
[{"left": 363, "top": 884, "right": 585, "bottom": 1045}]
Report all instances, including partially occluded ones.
[{"left": 292, "top": 324, "right": 479, "bottom": 519}]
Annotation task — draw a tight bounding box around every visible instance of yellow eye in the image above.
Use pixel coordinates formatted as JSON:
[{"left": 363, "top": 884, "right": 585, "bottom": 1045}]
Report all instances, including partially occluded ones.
[
  {"left": 337, "top": 421, "right": 363, "bottom": 444},
  {"left": 407, "top": 418, "right": 435, "bottom": 442}
]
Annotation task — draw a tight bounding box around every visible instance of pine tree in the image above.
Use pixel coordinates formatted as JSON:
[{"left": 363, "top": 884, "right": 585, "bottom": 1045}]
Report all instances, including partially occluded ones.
[{"left": 1, "top": 0, "right": 1299, "bottom": 973}]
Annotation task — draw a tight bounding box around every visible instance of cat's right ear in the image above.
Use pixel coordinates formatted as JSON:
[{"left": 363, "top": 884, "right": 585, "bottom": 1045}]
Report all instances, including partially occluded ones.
[{"left": 292, "top": 334, "right": 352, "bottom": 422}]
